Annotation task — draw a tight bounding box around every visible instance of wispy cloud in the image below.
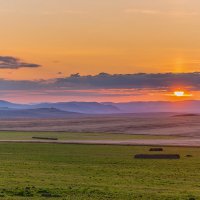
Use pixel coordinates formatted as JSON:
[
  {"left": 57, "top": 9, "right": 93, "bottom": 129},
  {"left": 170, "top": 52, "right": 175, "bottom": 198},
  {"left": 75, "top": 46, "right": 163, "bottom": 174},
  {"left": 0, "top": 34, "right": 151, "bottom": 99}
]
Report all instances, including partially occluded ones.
[
  {"left": 0, "top": 56, "right": 41, "bottom": 69},
  {"left": 125, "top": 9, "right": 161, "bottom": 15},
  {"left": 124, "top": 8, "right": 199, "bottom": 17},
  {"left": 41, "top": 10, "right": 86, "bottom": 16}
]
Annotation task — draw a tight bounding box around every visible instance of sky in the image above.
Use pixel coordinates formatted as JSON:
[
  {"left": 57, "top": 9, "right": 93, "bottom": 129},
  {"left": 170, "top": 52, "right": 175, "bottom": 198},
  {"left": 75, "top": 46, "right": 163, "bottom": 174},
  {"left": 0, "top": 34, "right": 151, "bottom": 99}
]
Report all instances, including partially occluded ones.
[{"left": 1, "top": 0, "right": 200, "bottom": 102}]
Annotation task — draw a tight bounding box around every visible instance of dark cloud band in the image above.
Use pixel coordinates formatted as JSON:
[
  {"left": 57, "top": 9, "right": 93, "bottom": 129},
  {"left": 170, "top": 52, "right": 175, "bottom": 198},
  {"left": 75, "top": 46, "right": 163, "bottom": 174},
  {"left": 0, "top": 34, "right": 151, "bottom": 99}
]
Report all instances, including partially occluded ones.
[
  {"left": 55, "top": 72, "right": 200, "bottom": 90},
  {"left": 0, "top": 72, "right": 200, "bottom": 90}
]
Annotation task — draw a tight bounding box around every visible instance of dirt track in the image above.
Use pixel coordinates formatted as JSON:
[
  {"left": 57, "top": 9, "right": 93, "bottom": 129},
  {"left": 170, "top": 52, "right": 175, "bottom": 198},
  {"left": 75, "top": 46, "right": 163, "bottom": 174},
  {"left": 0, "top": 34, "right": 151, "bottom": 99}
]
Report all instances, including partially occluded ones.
[{"left": 2, "top": 139, "right": 200, "bottom": 147}]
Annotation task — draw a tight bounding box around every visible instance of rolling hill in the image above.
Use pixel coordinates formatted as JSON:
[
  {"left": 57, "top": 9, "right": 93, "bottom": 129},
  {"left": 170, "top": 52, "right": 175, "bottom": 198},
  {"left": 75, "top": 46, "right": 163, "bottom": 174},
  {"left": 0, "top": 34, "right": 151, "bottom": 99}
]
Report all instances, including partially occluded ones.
[
  {"left": 0, "top": 108, "right": 81, "bottom": 118},
  {"left": 0, "top": 100, "right": 200, "bottom": 117}
]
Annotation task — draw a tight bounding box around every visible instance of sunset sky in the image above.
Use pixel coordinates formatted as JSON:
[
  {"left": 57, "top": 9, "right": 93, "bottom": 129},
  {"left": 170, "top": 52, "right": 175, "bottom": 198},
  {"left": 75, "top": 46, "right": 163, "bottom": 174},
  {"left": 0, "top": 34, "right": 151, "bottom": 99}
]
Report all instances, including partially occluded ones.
[{"left": 1, "top": 0, "right": 200, "bottom": 102}]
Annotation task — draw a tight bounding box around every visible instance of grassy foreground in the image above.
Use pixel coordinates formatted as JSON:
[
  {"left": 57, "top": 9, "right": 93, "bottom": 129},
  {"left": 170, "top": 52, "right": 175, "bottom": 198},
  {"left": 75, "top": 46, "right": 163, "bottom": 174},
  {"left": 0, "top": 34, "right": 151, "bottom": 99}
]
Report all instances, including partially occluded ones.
[{"left": 0, "top": 143, "right": 199, "bottom": 199}]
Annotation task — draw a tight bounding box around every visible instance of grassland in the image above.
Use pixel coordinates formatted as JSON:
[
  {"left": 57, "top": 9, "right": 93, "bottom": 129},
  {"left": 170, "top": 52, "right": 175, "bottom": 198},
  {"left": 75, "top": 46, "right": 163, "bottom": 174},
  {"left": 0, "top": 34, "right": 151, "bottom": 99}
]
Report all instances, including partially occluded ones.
[
  {"left": 0, "top": 114, "right": 199, "bottom": 138},
  {"left": 0, "top": 131, "right": 178, "bottom": 141},
  {"left": 0, "top": 143, "right": 199, "bottom": 199}
]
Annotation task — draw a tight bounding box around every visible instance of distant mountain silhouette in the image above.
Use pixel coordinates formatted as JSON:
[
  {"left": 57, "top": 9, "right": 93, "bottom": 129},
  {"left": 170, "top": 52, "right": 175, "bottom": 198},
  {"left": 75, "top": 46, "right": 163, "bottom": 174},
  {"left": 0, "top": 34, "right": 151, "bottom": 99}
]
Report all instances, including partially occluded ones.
[
  {"left": 30, "top": 102, "right": 120, "bottom": 114},
  {"left": 0, "top": 100, "right": 26, "bottom": 109},
  {"left": 0, "top": 100, "right": 200, "bottom": 116},
  {"left": 0, "top": 108, "right": 80, "bottom": 118},
  {"left": 105, "top": 100, "right": 200, "bottom": 113}
]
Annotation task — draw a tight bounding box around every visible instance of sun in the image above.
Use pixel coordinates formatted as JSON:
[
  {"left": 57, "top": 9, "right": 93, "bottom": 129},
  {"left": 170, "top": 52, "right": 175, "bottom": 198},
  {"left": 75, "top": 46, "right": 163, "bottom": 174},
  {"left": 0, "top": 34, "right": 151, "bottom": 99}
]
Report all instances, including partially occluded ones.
[{"left": 174, "top": 91, "right": 185, "bottom": 97}]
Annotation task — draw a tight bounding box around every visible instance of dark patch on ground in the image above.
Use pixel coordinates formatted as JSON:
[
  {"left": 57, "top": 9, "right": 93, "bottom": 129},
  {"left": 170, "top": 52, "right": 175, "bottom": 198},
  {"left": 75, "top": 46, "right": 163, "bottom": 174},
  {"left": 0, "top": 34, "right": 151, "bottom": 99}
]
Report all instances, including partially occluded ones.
[{"left": 135, "top": 154, "right": 180, "bottom": 159}]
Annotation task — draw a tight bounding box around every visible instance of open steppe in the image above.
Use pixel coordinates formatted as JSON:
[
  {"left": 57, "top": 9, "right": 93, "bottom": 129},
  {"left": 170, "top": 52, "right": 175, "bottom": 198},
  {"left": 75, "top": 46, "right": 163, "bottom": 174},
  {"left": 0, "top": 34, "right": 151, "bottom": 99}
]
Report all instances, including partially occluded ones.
[
  {"left": 0, "top": 113, "right": 199, "bottom": 137},
  {"left": 0, "top": 114, "right": 199, "bottom": 199},
  {"left": 0, "top": 113, "right": 200, "bottom": 147}
]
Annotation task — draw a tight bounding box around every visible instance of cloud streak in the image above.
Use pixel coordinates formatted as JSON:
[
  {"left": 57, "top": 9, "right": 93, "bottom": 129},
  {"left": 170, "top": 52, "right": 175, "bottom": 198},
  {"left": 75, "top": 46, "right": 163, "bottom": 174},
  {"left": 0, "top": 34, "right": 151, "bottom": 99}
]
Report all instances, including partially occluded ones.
[
  {"left": 54, "top": 72, "right": 200, "bottom": 90},
  {"left": 0, "top": 56, "right": 41, "bottom": 69},
  {"left": 0, "top": 72, "right": 200, "bottom": 90},
  {"left": 124, "top": 8, "right": 199, "bottom": 17}
]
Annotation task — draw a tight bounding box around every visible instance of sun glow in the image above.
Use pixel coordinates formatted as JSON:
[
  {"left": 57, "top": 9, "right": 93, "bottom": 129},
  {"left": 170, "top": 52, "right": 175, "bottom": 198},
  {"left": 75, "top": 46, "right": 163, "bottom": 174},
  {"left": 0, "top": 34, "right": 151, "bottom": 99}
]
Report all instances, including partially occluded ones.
[
  {"left": 172, "top": 90, "right": 193, "bottom": 97},
  {"left": 174, "top": 91, "right": 185, "bottom": 97}
]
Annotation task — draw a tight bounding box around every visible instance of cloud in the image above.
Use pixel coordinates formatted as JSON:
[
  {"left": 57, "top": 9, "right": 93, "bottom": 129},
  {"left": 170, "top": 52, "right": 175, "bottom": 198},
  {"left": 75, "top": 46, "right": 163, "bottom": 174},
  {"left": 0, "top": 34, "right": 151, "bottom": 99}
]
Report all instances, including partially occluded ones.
[
  {"left": 0, "top": 72, "right": 199, "bottom": 102},
  {"left": 0, "top": 72, "right": 200, "bottom": 91},
  {"left": 53, "top": 72, "right": 200, "bottom": 90},
  {"left": 0, "top": 56, "right": 41, "bottom": 69},
  {"left": 125, "top": 9, "right": 161, "bottom": 15},
  {"left": 124, "top": 9, "right": 199, "bottom": 17},
  {"left": 41, "top": 10, "right": 86, "bottom": 16}
]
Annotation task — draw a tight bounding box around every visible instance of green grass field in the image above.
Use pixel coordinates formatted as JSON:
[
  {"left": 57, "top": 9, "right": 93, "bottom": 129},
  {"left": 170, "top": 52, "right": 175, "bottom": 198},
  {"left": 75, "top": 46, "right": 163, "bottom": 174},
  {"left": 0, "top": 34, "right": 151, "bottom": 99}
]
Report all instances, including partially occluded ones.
[
  {"left": 0, "top": 143, "right": 199, "bottom": 199},
  {"left": 0, "top": 131, "right": 178, "bottom": 141}
]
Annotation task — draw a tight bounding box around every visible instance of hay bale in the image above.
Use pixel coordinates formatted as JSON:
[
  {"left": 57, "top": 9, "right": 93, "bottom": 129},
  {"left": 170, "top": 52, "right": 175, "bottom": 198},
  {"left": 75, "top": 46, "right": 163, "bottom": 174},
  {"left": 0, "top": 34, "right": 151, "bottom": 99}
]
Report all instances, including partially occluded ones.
[
  {"left": 134, "top": 154, "right": 180, "bottom": 159},
  {"left": 149, "top": 148, "right": 163, "bottom": 152},
  {"left": 32, "top": 137, "right": 58, "bottom": 140}
]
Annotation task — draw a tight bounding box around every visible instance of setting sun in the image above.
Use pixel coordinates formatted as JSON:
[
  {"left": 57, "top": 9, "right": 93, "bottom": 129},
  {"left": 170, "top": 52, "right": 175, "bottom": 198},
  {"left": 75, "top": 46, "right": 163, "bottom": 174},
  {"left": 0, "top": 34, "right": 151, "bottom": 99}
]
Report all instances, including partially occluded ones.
[
  {"left": 174, "top": 91, "right": 185, "bottom": 97},
  {"left": 172, "top": 90, "right": 193, "bottom": 97}
]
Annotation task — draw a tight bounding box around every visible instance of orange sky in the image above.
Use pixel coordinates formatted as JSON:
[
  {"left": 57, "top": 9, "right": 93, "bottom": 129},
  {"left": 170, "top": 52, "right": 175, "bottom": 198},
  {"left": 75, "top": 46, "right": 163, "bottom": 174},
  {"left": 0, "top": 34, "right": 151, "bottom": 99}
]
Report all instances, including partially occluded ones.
[
  {"left": 0, "top": 0, "right": 200, "bottom": 102},
  {"left": 0, "top": 0, "right": 200, "bottom": 80},
  {"left": 0, "top": 88, "right": 199, "bottom": 104}
]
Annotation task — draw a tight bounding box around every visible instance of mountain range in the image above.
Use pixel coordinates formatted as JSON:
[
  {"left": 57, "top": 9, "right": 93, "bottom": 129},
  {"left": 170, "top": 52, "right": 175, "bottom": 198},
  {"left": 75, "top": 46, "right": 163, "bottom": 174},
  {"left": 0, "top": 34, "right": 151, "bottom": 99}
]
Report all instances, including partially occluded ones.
[{"left": 0, "top": 100, "right": 199, "bottom": 118}]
